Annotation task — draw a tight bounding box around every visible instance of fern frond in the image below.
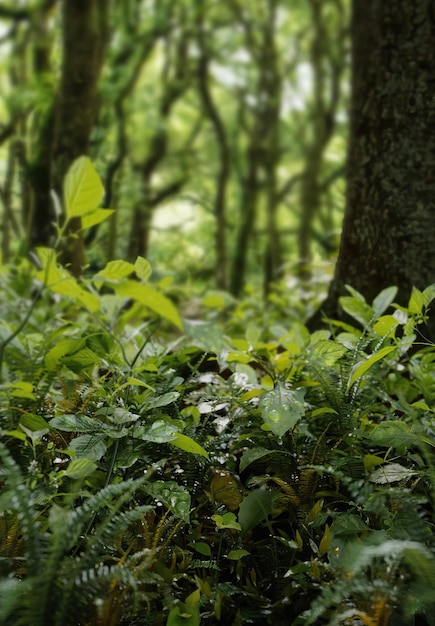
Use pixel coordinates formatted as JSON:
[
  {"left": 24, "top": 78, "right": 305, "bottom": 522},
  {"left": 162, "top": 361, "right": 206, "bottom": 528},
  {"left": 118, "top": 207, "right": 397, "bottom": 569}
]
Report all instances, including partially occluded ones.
[{"left": 0, "top": 443, "right": 42, "bottom": 577}]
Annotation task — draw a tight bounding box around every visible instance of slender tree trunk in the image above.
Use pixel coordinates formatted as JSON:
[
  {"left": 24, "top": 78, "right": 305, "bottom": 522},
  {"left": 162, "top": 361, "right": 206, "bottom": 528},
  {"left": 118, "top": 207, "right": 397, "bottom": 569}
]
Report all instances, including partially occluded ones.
[
  {"left": 230, "top": 146, "right": 260, "bottom": 297},
  {"left": 54, "top": 0, "right": 109, "bottom": 275},
  {"left": 196, "top": 10, "right": 230, "bottom": 290},
  {"left": 319, "top": 0, "right": 435, "bottom": 323}
]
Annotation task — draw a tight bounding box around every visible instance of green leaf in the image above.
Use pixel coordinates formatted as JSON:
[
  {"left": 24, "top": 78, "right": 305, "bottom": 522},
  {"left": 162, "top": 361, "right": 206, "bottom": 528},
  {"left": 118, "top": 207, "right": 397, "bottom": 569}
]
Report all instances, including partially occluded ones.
[
  {"left": 68, "top": 434, "right": 107, "bottom": 461},
  {"left": 167, "top": 590, "right": 200, "bottom": 626},
  {"left": 133, "top": 420, "right": 178, "bottom": 443},
  {"left": 19, "top": 414, "right": 50, "bottom": 431},
  {"left": 372, "top": 286, "right": 398, "bottom": 318},
  {"left": 50, "top": 414, "right": 99, "bottom": 433},
  {"left": 6, "top": 381, "right": 36, "bottom": 400},
  {"left": 147, "top": 391, "right": 180, "bottom": 408},
  {"left": 93, "top": 259, "right": 135, "bottom": 283},
  {"left": 240, "top": 447, "right": 274, "bottom": 473},
  {"left": 135, "top": 256, "right": 152, "bottom": 281},
  {"left": 340, "top": 287, "right": 374, "bottom": 325},
  {"left": 227, "top": 549, "right": 250, "bottom": 560},
  {"left": 189, "top": 541, "right": 211, "bottom": 556},
  {"left": 171, "top": 433, "right": 209, "bottom": 458},
  {"left": 238, "top": 489, "right": 275, "bottom": 533},
  {"left": 45, "top": 338, "right": 85, "bottom": 371},
  {"left": 115, "top": 280, "right": 183, "bottom": 329},
  {"left": 36, "top": 264, "right": 99, "bottom": 312},
  {"left": 81, "top": 208, "right": 114, "bottom": 229},
  {"left": 104, "top": 407, "right": 140, "bottom": 425},
  {"left": 369, "top": 420, "right": 420, "bottom": 448},
  {"left": 347, "top": 345, "right": 397, "bottom": 390},
  {"left": 318, "top": 523, "right": 332, "bottom": 557},
  {"left": 64, "top": 458, "right": 97, "bottom": 479},
  {"left": 61, "top": 347, "right": 100, "bottom": 373},
  {"left": 259, "top": 382, "right": 305, "bottom": 437},
  {"left": 372, "top": 315, "right": 399, "bottom": 337},
  {"left": 211, "top": 512, "right": 242, "bottom": 530},
  {"left": 64, "top": 156, "right": 104, "bottom": 219},
  {"left": 148, "top": 480, "right": 190, "bottom": 522},
  {"left": 408, "top": 287, "right": 425, "bottom": 315},
  {"left": 309, "top": 340, "right": 348, "bottom": 366},
  {"left": 330, "top": 514, "right": 370, "bottom": 536}
]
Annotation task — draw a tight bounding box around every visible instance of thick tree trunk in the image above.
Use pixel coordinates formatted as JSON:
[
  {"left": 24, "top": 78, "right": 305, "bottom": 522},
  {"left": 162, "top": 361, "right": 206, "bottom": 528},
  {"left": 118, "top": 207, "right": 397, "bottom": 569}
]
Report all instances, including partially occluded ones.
[{"left": 320, "top": 0, "right": 435, "bottom": 321}]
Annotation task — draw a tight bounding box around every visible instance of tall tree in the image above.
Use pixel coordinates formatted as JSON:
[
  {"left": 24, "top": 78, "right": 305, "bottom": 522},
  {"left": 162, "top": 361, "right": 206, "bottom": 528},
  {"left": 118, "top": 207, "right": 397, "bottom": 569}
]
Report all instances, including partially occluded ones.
[{"left": 318, "top": 0, "right": 435, "bottom": 323}]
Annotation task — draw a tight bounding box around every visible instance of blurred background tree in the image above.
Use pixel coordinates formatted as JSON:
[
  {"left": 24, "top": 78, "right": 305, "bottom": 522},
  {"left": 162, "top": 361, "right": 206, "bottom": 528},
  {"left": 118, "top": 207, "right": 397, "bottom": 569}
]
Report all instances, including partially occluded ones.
[{"left": 0, "top": 0, "right": 349, "bottom": 294}]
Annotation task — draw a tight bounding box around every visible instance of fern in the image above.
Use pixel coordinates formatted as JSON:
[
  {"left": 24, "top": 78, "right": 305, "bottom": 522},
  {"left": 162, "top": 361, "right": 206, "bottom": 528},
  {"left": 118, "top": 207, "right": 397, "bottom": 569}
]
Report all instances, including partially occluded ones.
[{"left": 0, "top": 453, "right": 159, "bottom": 626}]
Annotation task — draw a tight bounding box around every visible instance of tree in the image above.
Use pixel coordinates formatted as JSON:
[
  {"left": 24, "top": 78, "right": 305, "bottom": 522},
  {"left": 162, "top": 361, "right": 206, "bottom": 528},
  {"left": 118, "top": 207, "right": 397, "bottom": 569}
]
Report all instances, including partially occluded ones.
[{"left": 319, "top": 0, "right": 435, "bottom": 324}]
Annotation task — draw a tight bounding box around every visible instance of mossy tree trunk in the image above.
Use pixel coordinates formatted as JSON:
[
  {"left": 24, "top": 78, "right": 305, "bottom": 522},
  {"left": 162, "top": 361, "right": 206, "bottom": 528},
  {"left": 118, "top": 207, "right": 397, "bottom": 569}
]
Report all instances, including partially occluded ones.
[{"left": 320, "top": 0, "right": 435, "bottom": 321}]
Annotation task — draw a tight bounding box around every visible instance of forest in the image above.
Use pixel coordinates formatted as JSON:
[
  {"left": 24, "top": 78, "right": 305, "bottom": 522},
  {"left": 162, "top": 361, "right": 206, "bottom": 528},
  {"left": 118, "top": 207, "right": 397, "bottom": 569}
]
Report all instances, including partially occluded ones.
[{"left": 0, "top": 1, "right": 434, "bottom": 625}]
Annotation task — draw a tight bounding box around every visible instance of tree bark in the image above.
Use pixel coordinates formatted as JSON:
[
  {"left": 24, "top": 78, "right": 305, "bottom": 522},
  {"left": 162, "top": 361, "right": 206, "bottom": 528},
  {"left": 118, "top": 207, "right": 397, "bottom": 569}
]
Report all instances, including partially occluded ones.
[{"left": 319, "top": 0, "right": 435, "bottom": 322}]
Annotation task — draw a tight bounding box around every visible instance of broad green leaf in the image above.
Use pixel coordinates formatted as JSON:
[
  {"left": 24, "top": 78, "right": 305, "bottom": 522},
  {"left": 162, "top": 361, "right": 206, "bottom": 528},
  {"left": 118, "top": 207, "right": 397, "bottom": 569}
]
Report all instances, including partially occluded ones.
[
  {"left": 369, "top": 420, "right": 420, "bottom": 448},
  {"left": 61, "top": 347, "right": 100, "bottom": 373},
  {"left": 103, "top": 407, "right": 140, "bottom": 425},
  {"left": 7, "top": 381, "right": 36, "bottom": 401},
  {"left": 45, "top": 338, "right": 86, "bottom": 371},
  {"left": 422, "top": 284, "right": 435, "bottom": 307},
  {"left": 36, "top": 265, "right": 99, "bottom": 312},
  {"left": 19, "top": 424, "right": 48, "bottom": 443},
  {"left": 370, "top": 463, "right": 417, "bottom": 484},
  {"left": 133, "top": 420, "right": 178, "bottom": 443},
  {"left": 363, "top": 454, "right": 386, "bottom": 471},
  {"left": 64, "top": 156, "right": 104, "bottom": 219},
  {"left": 35, "top": 246, "right": 56, "bottom": 269},
  {"left": 259, "top": 382, "right": 305, "bottom": 437},
  {"left": 135, "top": 256, "right": 152, "bottom": 281},
  {"left": 5, "top": 430, "right": 27, "bottom": 441},
  {"left": 171, "top": 433, "right": 209, "bottom": 458},
  {"left": 189, "top": 541, "right": 211, "bottom": 556},
  {"left": 408, "top": 287, "right": 425, "bottom": 315},
  {"left": 330, "top": 514, "right": 370, "bottom": 536},
  {"left": 347, "top": 345, "right": 397, "bottom": 390},
  {"left": 372, "top": 286, "right": 398, "bottom": 318},
  {"left": 19, "top": 414, "right": 50, "bottom": 431},
  {"left": 68, "top": 434, "right": 107, "bottom": 461},
  {"left": 115, "top": 280, "right": 183, "bottom": 329},
  {"left": 227, "top": 549, "right": 250, "bottom": 560},
  {"left": 81, "top": 208, "right": 114, "bottom": 229},
  {"left": 340, "top": 287, "right": 374, "bottom": 326},
  {"left": 50, "top": 414, "right": 99, "bottom": 433},
  {"left": 373, "top": 315, "right": 399, "bottom": 337},
  {"left": 240, "top": 447, "right": 274, "bottom": 472},
  {"left": 94, "top": 259, "right": 135, "bottom": 282},
  {"left": 147, "top": 391, "right": 180, "bottom": 408},
  {"left": 64, "top": 458, "right": 97, "bottom": 479},
  {"left": 148, "top": 480, "right": 190, "bottom": 522},
  {"left": 309, "top": 340, "right": 348, "bottom": 366},
  {"left": 238, "top": 489, "right": 274, "bottom": 533}
]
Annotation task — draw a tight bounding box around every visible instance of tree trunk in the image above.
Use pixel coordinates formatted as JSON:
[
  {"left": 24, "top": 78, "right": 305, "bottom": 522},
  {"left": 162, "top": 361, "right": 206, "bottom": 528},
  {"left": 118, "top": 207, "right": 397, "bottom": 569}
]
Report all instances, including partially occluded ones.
[
  {"left": 319, "top": 0, "right": 435, "bottom": 321},
  {"left": 54, "top": 0, "right": 109, "bottom": 275}
]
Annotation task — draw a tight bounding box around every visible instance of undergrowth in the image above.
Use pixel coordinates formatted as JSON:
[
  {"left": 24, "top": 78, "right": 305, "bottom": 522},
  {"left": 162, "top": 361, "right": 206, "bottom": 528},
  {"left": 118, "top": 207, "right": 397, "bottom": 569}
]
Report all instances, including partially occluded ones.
[{"left": 1, "top": 158, "right": 434, "bottom": 626}]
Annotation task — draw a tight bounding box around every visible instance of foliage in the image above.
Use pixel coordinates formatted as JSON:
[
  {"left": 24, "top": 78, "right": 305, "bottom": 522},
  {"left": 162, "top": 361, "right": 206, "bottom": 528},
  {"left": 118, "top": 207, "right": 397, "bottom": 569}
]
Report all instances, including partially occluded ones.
[{"left": 1, "top": 159, "right": 435, "bottom": 626}]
